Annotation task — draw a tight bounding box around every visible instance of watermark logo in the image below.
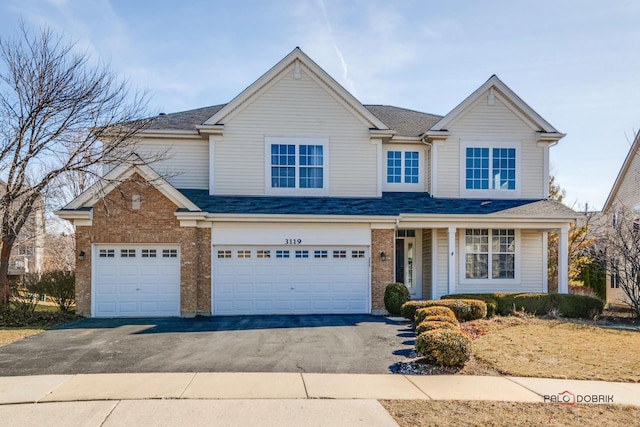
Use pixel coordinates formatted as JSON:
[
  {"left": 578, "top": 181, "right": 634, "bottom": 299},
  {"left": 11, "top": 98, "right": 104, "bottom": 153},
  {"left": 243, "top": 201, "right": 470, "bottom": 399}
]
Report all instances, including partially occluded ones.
[{"left": 543, "top": 390, "right": 614, "bottom": 406}]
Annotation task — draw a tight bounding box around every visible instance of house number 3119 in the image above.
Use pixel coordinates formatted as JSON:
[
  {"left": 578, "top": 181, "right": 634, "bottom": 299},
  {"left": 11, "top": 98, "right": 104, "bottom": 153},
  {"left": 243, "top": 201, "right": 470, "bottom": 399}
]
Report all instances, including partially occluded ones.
[{"left": 285, "top": 239, "right": 302, "bottom": 245}]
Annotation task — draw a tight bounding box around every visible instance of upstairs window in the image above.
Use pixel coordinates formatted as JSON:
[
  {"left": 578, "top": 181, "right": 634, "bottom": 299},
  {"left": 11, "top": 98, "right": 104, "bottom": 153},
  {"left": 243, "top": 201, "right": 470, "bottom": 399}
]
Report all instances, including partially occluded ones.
[
  {"left": 465, "top": 147, "right": 516, "bottom": 190},
  {"left": 266, "top": 137, "right": 327, "bottom": 195},
  {"left": 386, "top": 151, "right": 419, "bottom": 184}
]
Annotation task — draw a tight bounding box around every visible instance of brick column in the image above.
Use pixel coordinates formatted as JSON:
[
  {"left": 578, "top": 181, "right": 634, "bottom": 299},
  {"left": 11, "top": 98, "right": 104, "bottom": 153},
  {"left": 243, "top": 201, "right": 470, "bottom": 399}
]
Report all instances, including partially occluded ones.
[
  {"left": 196, "top": 227, "right": 212, "bottom": 315},
  {"left": 74, "top": 227, "right": 91, "bottom": 316},
  {"left": 180, "top": 227, "right": 197, "bottom": 316},
  {"left": 371, "top": 228, "right": 394, "bottom": 312}
]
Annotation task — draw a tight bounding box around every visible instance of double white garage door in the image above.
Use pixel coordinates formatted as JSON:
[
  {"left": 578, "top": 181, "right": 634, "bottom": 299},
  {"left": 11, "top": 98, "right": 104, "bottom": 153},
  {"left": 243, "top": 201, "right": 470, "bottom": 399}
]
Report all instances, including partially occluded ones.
[{"left": 212, "top": 246, "right": 370, "bottom": 315}]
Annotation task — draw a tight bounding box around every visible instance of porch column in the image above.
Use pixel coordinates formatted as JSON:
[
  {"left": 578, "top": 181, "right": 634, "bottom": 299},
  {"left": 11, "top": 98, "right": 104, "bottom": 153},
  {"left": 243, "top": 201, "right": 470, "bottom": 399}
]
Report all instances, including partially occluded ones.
[
  {"left": 447, "top": 227, "right": 456, "bottom": 295},
  {"left": 558, "top": 226, "right": 569, "bottom": 294}
]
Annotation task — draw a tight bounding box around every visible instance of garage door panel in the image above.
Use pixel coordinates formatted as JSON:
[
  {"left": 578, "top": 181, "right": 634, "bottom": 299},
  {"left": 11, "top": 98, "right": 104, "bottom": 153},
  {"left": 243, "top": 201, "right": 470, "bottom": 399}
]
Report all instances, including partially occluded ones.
[
  {"left": 213, "top": 245, "right": 369, "bottom": 315},
  {"left": 255, "top": 283, "right": 273, "bottom": 293},
  {"left": 118, "top": 265, "right": 139, "bottom": 276},
  {"left": 94, "top": 245, "right": 180, "bottom": 317},
  {"left": 255, "top": 300, "right": 273, "bottom": 310},
  {"left": 236, "top": 284, "right": 253, "bottom": 294}
]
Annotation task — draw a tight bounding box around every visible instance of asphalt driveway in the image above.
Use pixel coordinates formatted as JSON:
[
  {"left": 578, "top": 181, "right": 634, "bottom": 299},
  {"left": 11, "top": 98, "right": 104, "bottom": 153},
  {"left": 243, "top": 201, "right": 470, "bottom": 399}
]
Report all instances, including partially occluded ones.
[{"left": 0, "top": 315, "right": 414, "bottom": 376}]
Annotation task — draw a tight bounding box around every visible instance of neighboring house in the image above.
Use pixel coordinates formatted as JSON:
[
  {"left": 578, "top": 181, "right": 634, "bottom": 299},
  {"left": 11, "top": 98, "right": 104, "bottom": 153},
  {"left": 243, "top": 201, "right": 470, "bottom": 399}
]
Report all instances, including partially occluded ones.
[
  {"left": 0, "top": 181, "right": 45, "bottom": 278},
  {"left": 56, "top": 48, "right": 577, "bottom": 318},
  {"left": 602, "top": 130, "right": 640, "bottom": 306}
]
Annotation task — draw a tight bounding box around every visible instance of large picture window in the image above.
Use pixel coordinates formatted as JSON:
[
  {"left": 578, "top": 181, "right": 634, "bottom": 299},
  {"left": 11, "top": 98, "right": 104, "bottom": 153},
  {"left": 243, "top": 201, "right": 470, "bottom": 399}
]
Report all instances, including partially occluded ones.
[
  {"left": 464, "top": 146, "right": 516, "bottom": 191},
  {"left": 464, "top": 229, "right": 515, "bottom": 280}
]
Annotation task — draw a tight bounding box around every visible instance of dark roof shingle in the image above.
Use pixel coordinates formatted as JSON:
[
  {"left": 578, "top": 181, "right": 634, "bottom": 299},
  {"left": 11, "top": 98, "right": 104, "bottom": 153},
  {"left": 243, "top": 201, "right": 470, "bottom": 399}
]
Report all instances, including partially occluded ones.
[
  {"left": 177, "top": 190, "right": 575, "bottom": 218},
  {"left": 146, "top": 104, "right": 225, "bottom": 130}
]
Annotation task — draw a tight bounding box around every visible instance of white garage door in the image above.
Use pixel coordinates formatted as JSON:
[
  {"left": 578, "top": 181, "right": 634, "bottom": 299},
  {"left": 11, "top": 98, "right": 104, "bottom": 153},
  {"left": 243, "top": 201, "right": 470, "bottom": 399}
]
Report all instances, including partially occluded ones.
[
  {"left": 212, "top": 246, "right": 370, "bottom": 315},
  {"left": 93, "top": 245, "right": 181, "bottom": 317}
]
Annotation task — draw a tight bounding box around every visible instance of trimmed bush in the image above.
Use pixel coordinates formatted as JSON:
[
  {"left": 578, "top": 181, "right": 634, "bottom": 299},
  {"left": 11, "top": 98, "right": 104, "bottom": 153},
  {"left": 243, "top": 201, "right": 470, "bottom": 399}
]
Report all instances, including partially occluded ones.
[
  {"left": 442, "top": 293, "right": 512, "bottom": 317},
  {"left": 422, "top": 315, "right": 458, "bottom": 325},
  {"left": 415, "top": 329, "right": 471, "bottom": 367},
  {"left": 402, "top": 299, "right": 487, "bottom": 321},
  {"left": 384, "top": 283, "right": 411, "bottom": 316},
  {"left": 441, "top": 292, "right": 604, "bottom": 318},
  {"left": 556, "top": 294, "right": 604, "bottom": 318},
  {"left": 511, "top": 293, "right": 554, "bottom": 315},
  {"left": 425, "top": 299, "right": 487, "bottom": 321},
  {"left": 415, "top": 320, "right": 459, "bottom": 335},
  {"left": 415, "top": 306, "right": 456, "bottom": 324},
  {"left": 401, "top": 300, "right": 433, "bottom": 320}
]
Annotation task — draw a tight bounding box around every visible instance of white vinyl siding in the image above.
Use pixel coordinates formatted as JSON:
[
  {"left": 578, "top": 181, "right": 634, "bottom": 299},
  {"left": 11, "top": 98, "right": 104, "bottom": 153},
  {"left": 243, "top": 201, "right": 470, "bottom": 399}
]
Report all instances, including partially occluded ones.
[
  {"left": 613, "top": 150, "right": 640, "bottom": 210},
  {"left": 518, "top": 230, "right": 546, "bottom": 291},
  {"left": 436, "top": 229, "right": 450, "bottom": 298},
  {"left": 436, "top": 91, "right": 545, "bottom": 199},
  {"left": 135, "top": 139, "right": 209, "bottom": 189},
  {"left": 213, "top": 64, "right": 377, "bottom": 197}
]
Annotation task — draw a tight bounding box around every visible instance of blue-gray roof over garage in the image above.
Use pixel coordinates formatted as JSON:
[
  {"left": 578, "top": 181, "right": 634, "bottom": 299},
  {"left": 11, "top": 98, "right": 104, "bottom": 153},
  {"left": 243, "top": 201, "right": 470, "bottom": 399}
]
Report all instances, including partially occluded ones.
[{"left": 177, "top": 190, "right": 575, "bottom": 217}]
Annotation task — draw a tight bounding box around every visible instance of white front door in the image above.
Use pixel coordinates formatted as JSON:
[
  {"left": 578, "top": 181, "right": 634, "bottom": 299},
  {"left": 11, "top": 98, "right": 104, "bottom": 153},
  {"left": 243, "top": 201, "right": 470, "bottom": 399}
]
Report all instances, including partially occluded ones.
[
  {"left": 212, "top": 246, "right": 370, "bottom": 315},
  {"left": 93, "top": 244, "right": 181, "bottom": 317}
]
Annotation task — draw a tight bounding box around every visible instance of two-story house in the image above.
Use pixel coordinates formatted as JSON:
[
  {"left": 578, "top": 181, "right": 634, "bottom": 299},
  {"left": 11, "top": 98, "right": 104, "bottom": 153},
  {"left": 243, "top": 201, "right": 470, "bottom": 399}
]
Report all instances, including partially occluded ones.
[
  {"left": 56, "top": 48, "right": 577, "bottom": 318},
  {"left": 602, "top": 129, "right": 640, "bottom": 306}
]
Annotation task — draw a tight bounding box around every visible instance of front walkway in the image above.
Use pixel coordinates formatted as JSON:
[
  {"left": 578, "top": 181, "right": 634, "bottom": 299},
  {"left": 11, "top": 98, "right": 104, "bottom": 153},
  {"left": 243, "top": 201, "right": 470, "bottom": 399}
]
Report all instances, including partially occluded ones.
[{"left": 0, "top": 373, "right": 638, "bottom": 426}]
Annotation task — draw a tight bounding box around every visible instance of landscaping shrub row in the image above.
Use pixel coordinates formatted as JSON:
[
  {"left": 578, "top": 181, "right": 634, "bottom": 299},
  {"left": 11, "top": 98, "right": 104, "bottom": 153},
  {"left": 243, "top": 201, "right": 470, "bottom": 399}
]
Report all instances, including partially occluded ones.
[
  {"left": 0, "top": 306, "right": 78, "bottom": 328},
  {"left": 441, "top": 293, "right": 604, "bottom": 318},
  {"left": 401, "top": 299, "right": 487, "bottom": 322}
]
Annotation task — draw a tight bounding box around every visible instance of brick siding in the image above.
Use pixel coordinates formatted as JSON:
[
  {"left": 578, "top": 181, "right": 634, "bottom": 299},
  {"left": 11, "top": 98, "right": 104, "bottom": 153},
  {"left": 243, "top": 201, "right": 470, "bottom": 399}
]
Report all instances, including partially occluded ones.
[
  {"left": 74, "top": 173, "right": 210, "bottom": 316},
  {"left": 370, "top": 228, "right": 394, "bottom": 311}
]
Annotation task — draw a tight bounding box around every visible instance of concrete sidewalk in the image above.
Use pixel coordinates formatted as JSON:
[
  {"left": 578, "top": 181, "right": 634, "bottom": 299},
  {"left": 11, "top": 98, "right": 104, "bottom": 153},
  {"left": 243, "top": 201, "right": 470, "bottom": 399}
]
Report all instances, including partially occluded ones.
[{"left": 0, "top": 373, "right": 638, "bottom": 426}]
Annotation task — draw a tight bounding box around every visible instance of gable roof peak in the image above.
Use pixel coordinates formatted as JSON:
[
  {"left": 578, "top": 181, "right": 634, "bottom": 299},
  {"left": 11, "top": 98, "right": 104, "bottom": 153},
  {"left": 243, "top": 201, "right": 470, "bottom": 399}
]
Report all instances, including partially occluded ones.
[
  {"left": 603, "top": 129, "right": 640, "bottom": 211},
  {"left": 200, "top": 48, "right": 389, "bottom": 131},
  {"left": 429, "top": 75, "right": 563, "bottom": 138}
]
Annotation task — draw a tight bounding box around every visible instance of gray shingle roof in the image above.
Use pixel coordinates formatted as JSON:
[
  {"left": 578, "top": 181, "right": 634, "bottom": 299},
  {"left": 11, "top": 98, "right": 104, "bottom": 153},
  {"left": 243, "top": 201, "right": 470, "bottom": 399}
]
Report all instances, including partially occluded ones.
[
  {"left": 176, "top": 190, "right": 575, "bottom": 218},
  {"left": 488, "top": 199, "right": 578, "bottom": 218},
  {"left": 144, "top": 104, "right": 442, "bottom": 137},
  {"left": 146, "top": 105, "right": 225, "bottom": 130},
  {"left": 364, "top": 105, "right": 443, "bottom": 137}
]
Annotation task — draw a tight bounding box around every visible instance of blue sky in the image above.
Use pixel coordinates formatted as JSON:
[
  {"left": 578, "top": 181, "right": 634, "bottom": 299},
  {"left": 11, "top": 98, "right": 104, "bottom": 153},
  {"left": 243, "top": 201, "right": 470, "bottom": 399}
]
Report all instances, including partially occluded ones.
[{"left": 1, "top": 0, "right": 639, "bottom": 210}]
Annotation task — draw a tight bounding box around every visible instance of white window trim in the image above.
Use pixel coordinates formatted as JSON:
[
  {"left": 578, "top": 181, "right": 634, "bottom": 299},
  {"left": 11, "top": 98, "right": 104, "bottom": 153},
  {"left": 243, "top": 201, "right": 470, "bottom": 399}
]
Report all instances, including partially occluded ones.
[
  {"left": 265, "top": 136, "right": 329, "bottom": 196},
  {"left": 458, "top": 228, "right": 521, "bottom": 285},
  {"left": 459, "top": 140, "right": 522, "bottom": 198},
  {"left": 382, "top": 145, "right": 425, "bottom": 192}
]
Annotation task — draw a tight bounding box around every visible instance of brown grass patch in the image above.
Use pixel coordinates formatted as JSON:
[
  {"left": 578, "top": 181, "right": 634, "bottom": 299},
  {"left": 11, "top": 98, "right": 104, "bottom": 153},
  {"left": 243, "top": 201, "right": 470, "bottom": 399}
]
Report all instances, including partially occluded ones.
[
  {"left": 467, "top": 317, "right": 640, "bottom": 382},
  {"left": 0, "top": 328, "right": 43, "bottom": 346},
  {"left": 380, "top": 400, "right": 640, "bottom": 427}
]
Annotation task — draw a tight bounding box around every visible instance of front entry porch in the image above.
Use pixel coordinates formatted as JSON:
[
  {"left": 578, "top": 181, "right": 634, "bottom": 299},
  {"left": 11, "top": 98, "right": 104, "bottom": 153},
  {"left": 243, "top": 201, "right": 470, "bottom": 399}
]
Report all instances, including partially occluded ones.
[{"left": 393, "top": 225, "right": 570, "bottom": 301}]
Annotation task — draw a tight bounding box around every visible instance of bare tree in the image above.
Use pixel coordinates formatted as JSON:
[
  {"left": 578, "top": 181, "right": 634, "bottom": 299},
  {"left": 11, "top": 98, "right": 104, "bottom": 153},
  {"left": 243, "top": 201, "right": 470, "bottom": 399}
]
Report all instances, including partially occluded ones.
[
  {"left": 547, "top": 176, "right": 596, "bottom": 292},
  {"left": 599, "top": 207, "right": 640, "bottom": 317},
  {"left": 0, "top": 24, "right": 157, "bottom": 305}
]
